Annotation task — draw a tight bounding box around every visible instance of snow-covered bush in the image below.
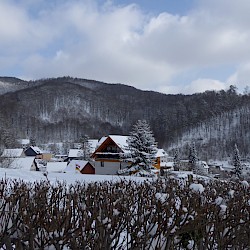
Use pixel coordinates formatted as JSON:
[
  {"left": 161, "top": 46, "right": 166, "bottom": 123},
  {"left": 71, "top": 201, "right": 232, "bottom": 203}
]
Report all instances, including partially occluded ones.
[{"left": 0, "top": 177, "right": 249, "bottom": 249}]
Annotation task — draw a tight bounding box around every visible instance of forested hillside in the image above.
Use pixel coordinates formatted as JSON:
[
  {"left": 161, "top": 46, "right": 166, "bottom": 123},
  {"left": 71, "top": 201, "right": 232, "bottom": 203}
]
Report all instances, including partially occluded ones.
[
  {"left": 0, "top": 77, "right": 249, "bottom": 159},
  {"left": 170, "top": 102, "right": 250, "bottom": 160}
]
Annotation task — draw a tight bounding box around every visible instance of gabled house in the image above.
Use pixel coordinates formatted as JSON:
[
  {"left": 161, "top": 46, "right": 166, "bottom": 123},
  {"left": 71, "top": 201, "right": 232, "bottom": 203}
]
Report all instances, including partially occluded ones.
[
  {"left": 3, "top": 157, "right": 36, "bottom": 171},
  {"left": 91, "top": 135, "right": 131, "bottom": 175},
  {"left": 154, "top": 149, "right": 168, "bottom": 169},
  {"left": 24, "top": 146, "right": 43, "bottom": 158},
  {"left": 65, "top": 160, "right": 95, "bottom": 174},
  {"left": 1, "top": 148, "right": 25, "bottom": 158}
]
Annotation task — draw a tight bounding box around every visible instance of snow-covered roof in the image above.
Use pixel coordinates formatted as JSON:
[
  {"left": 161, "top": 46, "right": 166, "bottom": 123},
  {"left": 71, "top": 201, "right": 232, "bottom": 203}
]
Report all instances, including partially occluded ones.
[
  {"left": 93, "top": 135, "right": 129, "bottom": 155},
  {"left": 8, "top": 157, "right": 35, "bottom": 170},
  {"left": 161, "top": 162, "right": 174, "bottom": 167},
  {"left": 47, "top": 162, "right": 68, "bottom": 173},
  {"left": 18, "top": 139, "right": 30, "bottom": 145},
  {"left": 96, "top": 136, "right": 108, "bottom": 148},
  {"left": 65, "top": 160, "right": 90, "bottom": 172},
  {"left": 200, "top": 161, "right": 209, "bottom": 169},
  {"left": 156, "top": 149, "right": 167, "bottom": 158},
  {"left": 1, "top": 148, "right": 24, "bottom": 158},
  {"left": 68, "top": 149, "right": 84, "bottom": 158},
  {"left": 88, "top": 139, "right": 99, "bottom": 153},
  {"left": 30, "top": 146, "right": 43, "bottom": 154},
  {"left": 109, "top": 135, "right": 129, "bottom": 152}
]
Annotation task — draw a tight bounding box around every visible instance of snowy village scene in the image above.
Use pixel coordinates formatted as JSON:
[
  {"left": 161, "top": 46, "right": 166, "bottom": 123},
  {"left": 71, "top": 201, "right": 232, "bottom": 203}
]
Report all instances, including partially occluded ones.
[{"left": 0, "top": 0, "right": 250, "bottom": 249}]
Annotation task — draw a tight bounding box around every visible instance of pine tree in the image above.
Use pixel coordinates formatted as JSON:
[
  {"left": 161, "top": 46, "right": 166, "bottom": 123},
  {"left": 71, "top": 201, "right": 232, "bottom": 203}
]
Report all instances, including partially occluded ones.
[
  {"left": 80, "top": 134, "right": 92, "bottom": 160},
  {"left": 29, "top": 137, "right": 36, "bottom": 146},
  {"left": 0, "top": 129, "right": 17, "bottom": 148},
  {"left": 233, "top": 144, "right": 242, "bottom": 178},
  {"left": 173, "top": 148, "right": 180, "bottom": 171},
  {"left": 127, "top": 120, "right": 158, "bottom": 170},
  {"left": 188, "top": 142, "right": 199, "bottom": 172}
]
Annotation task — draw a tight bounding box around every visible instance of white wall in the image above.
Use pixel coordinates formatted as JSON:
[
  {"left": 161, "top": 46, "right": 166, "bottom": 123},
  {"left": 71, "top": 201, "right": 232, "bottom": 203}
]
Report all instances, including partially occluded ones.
[{"left": 94, "top": 161, "right": 129, "bottom": 175}]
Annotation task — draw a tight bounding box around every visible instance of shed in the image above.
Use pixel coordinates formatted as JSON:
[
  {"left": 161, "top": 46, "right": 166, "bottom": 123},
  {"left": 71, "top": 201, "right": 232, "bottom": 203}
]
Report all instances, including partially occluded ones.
[{"left": 65, "top": 160, "right": 95, "bottom": 174}]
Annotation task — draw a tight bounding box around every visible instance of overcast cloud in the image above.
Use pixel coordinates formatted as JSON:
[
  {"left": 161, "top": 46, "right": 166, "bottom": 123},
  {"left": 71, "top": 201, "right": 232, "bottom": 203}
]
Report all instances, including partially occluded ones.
[{"left": 0, "top": 0, "right": 250, "bottom": 94}]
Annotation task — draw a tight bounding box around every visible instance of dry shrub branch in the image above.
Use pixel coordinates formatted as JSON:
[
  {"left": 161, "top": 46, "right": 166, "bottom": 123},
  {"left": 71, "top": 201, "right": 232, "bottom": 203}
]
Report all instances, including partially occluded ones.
[{"left": 0, "top": 178, "right": 249, "bottom": 249}]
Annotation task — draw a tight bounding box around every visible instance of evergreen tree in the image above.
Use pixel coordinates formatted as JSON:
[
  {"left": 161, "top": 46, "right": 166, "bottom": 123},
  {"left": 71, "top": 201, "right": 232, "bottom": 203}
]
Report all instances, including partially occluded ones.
[
  {"left": 188, "top": 142, "right": 199, "bottom": 172},
  {"left": 80, "top": 134, "right": 92, "bottom": 160},
  {"left": 127, "top": 120, "right": 158, "bottom": 170},
  {"left": 233, "top": 144, "right": 242, "bottom": 178},
  {"left": 0, "top": 129, "right": 17, "bottom": 148},
  {"left": 173, "top": 148, "right": 180, "bottom": 171},
  {"left": 29, "top": 137, "right": 36, "bottom": 146}
]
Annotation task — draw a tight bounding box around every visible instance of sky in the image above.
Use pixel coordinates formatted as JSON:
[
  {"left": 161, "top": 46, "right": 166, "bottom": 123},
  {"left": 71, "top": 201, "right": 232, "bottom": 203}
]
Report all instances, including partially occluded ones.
[{"left": 1, "top": 0, "right": 250, "bottom": 94}]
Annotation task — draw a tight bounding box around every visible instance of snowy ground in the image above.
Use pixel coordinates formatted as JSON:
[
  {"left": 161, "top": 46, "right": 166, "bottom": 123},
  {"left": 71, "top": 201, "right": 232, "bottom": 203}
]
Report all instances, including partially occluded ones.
[{"left": 0, "top": 168, "right": 150, "bottom": 184}]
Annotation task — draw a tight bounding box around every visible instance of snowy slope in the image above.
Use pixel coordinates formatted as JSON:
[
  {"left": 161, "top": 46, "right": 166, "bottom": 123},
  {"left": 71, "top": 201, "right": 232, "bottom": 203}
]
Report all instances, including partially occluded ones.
[{"left": 170, "top": 104, "right": 250, "bottom": 160}]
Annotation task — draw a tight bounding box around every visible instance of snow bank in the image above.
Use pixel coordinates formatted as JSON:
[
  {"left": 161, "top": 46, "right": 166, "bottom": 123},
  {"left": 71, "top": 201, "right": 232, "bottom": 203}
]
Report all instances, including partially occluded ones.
[{"left": 241, "top": 180, "right": 249, "bottom": 189}]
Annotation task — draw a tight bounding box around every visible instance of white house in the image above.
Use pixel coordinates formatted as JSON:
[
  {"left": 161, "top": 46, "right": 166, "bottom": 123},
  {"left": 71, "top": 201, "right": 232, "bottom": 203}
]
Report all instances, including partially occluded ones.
[{"left": 91, "top": 135, "right": 131, "bottom": 175}]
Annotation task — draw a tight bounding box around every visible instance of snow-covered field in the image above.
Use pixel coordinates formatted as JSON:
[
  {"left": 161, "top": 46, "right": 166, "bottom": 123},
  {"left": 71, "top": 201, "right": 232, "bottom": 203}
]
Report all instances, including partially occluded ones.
[{"left": 0, "top": 168, "right": 148, "bottom": 184}]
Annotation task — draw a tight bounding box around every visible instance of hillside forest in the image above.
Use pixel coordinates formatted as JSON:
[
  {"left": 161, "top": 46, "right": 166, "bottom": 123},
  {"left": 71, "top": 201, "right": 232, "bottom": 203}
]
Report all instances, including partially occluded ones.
[{"left": 0, "top": 77, "right": 250, "bottom": 160}]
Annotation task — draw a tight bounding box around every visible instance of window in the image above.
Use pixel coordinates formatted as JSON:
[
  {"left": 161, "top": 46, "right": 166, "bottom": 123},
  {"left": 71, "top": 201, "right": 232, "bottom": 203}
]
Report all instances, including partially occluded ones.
[{"left": 101, "top": 161, "right": 104, "bottom": 167}]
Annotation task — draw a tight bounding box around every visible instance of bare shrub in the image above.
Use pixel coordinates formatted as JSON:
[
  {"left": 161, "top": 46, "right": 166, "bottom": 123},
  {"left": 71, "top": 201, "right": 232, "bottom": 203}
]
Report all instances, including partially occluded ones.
[{"left": 0, "top": 177, "right": 249, "bottom": 249}]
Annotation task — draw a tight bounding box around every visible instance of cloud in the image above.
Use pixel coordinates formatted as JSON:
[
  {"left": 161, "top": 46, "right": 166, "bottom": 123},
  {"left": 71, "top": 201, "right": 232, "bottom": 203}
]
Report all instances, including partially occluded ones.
[
  {"left": 183, "top": 79, "right": 227, "bottom": 94},
  {"left": 227, "top": 63, "right": 250, "bottom": 90},
  {"left": 1, "top": 0, "right": 250, "bottom": 93},
  {"left": 158, "top": 78, "right": 227, "bottom": 95}
]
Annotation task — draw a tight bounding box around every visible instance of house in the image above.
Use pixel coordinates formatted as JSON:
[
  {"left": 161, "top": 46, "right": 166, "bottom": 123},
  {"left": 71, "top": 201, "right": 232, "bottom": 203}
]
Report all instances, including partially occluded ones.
[
  {"left": 66, "top": 149, "right": 84, "bottom": 162},
  {"left": 91, "top": 135, "right": 131, "bottom": 175},
  {"left": 24, "top": 146, "right": 43, "bottom": 158},
  {"left": 4, "top": 157, "right": 36, "bottom": 171},
  {"left": 154, "top": 149, "right": 168, "bottom": 169},
  {"left": 65, "top": 160, "right": 95, "bottom": 174},
  {"left": 1, "top": 148, "right": 25, "bottom": 158},
  {"left": 46, "top": 162, "right": 68, "bottom": 173},
  {"left": 40, "top": 152, "right": 53, "bottom": 161}
]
